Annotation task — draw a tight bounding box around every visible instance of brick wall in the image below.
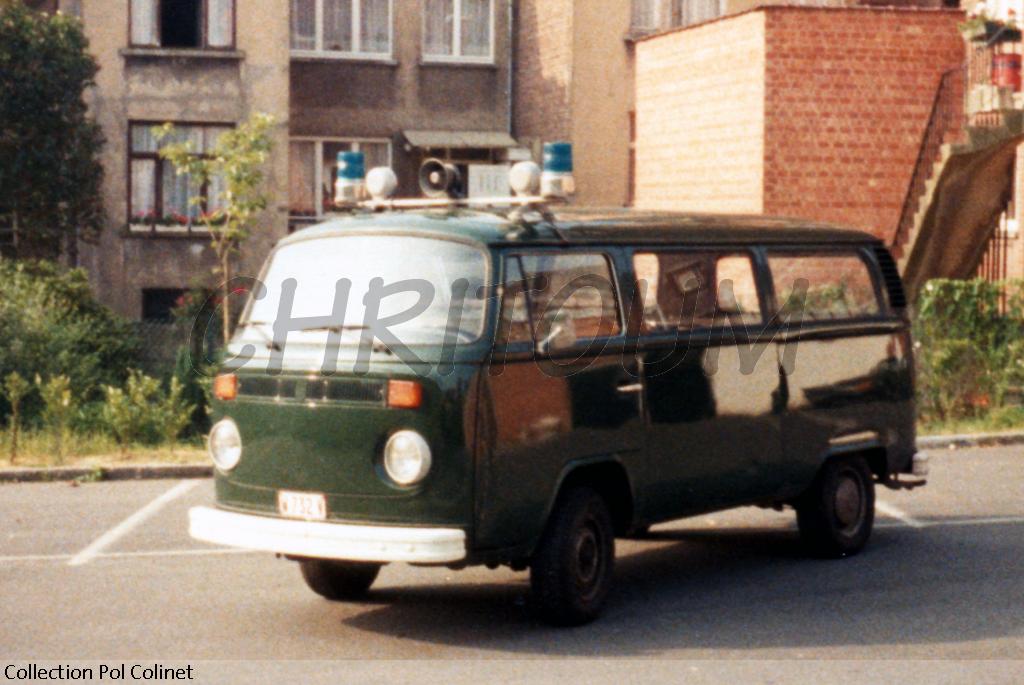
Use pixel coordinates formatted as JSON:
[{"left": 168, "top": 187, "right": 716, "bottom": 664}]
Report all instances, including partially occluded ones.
[
  {"left": 514, "top": 0, "right": 575, "bottom": 145},
  {"left": 762, "top": 8, "right": 964, "bottom": 241},
  {"left": 634, "top": 11, "right": 767, "bottom": 213},
  {"left": 633, "top": 7, "right": 964, "bottom": 242}
]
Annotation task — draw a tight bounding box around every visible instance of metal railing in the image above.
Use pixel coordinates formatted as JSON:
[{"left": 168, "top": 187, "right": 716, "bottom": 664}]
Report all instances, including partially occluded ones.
[{"left": 892, "top": 66, "right": 965, "bottom": 256}]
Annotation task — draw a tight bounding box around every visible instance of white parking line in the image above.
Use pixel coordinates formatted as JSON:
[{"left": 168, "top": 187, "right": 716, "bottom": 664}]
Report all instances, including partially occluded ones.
[
  {"left": 67, "top": 480, "right": 202, "bottom": 567},
  {"left": 1, "top": 548, "right": 256, "bottom": 565},
  {"left": 876, "top": 500, "right": 927, "bottom": 529}
]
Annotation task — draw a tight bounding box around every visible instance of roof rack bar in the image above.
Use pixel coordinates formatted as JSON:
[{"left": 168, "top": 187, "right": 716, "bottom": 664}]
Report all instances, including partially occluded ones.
[{"left": 337, "top": 196, "right": 562, "bottom": 211}]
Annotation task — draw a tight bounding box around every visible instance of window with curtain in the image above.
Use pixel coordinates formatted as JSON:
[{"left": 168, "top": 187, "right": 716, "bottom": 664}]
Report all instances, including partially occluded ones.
[
  {"left": 290, "top": 0, "right": 392, "bottom": 56},
  {"left": 129, "top": 123, "right": 233, "bottom": 227},
  {"left": 674, "top": 0, "right": 723, "bottom": 28},
  {"left": 130, "top": 0, "right": 235, "bottom": 48},
  {"left": 632, "top": 0, "right": 722, "bottom": 31},
  {"left": 424, "top": 0, "right": 492, "bottom": 61},
  {"left": 289, "top": 139, "right": 392, "bottom": 217}
]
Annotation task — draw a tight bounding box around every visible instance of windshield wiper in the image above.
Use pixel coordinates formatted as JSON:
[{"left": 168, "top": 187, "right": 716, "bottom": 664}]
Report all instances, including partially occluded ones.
[
  {"left": 243, "top": 321, "right": 282, "bottom": 352},
  {"left": 298, "top": 324, "right": 368, "bottom": 333}
]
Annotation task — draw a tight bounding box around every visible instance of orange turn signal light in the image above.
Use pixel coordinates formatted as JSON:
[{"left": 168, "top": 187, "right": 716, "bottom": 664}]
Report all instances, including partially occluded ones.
[
  {"left": 213, "top": 373, "right": 239, "bottom": 401},
  {"left": 387, "top": 380, "right": 422, "bottom": 409}
]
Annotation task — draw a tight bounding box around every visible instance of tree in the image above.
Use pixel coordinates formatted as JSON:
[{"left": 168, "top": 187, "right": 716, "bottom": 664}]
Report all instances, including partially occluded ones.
[
  {"left": 0, "top": 1, "right": 105, "bottom": 261},
  {"left": 156, "top": 113, "right": 275, "bottom": 345}
]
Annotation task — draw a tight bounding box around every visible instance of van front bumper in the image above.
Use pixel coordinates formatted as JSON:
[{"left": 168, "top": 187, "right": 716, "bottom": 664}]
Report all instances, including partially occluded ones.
[{"left": 189, "top": 506, "right": 467, "bottom": 564}]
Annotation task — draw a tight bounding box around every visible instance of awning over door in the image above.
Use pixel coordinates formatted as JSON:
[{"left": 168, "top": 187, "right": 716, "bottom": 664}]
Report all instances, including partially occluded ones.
[{"left": 403, "top": 130, "right": 519, "bottom": 149}]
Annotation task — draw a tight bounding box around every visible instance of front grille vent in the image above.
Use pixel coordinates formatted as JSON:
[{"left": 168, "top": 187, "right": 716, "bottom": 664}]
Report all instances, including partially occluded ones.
[{"left": 238, "top": 376, "right": 386, "bottom": 404}]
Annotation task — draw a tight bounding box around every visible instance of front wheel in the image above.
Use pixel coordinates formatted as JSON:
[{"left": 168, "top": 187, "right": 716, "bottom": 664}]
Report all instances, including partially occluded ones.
[
  {"left": 796, "top": 456, "right": 875, "bottom": 558},
  {"left": 530, "top": 487, "right": 615, "bottom": 626},
  {"left": 299, "top": 559, "right": 381, "bottom": 601}
]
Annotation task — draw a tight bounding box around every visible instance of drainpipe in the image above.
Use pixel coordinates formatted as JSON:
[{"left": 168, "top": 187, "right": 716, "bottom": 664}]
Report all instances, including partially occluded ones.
[{"left": 507, "top": 0, "right": 514, "bottom": 140}]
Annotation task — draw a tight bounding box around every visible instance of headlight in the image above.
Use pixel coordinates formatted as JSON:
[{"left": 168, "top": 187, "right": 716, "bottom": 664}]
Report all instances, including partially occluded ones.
[
  {"left": 208, "top": 419, "right": 242, "bottom": 471},
  {"left": 383, "top": 430, "right": 432, "bottom": 486}
]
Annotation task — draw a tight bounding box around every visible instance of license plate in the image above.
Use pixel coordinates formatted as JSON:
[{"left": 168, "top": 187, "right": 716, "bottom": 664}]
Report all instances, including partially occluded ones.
[{"left": 277, "top": 491, "right": 327, "bottom": 521}]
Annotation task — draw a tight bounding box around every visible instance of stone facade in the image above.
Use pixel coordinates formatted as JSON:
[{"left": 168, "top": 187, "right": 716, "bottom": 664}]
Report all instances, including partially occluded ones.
[
  {"left": 56, "top": 0, "right": 513, "bottom": 319},
  {"left": 634, "top": 6, "right": 965, "bottom": 243},
  {"left": 73, "top": 0, "right": 290, "bottom": 319}
]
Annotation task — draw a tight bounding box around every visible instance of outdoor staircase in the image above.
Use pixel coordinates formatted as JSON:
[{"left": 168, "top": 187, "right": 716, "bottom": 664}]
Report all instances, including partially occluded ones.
[{"left": 894, "top": 70, "right": 1024, "bottom": 298}]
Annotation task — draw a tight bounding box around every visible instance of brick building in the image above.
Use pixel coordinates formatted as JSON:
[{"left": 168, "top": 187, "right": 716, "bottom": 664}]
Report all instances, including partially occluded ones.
[{"left": 633, "top": 6, "right": 965, "bottom": 245}]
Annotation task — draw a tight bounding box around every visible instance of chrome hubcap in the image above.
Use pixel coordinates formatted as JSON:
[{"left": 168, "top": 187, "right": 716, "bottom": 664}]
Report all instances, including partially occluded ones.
[{"left": 834, "top": 474, "right": 864, "bottom": 532}]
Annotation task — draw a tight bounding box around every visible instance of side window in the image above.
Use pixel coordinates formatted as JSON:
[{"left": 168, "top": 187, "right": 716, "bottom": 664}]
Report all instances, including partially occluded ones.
[
  {"left": 519, "top": 253, "right": 622, "bottom": 347},
  {"left": 768, "top": 252, "right": 881, "bottom": 321},
  {"left": 497, "top": 256, "right": 533, "bottom": 345},
  {"left": 633, "top": 251, "right": 762, "bottom": 333}
]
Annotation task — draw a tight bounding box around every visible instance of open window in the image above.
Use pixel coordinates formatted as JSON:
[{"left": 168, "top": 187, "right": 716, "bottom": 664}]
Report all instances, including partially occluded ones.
[{"left": 131, "top": 0, "right": 235, "bottom": 49}]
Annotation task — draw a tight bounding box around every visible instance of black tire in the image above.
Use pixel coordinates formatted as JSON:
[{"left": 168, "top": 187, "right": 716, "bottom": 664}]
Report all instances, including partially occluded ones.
[
  {"left": 796, "top": 456, "right": 875, "bottom": 558},
  {"left": 299, "top": 559, "right": 381, "bottom": 601},
  {"left": 530, "top": 487, "right": 616, "bottom": 626}
]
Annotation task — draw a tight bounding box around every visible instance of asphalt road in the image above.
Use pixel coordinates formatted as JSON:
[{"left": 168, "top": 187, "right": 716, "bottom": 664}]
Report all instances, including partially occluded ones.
[{"left": 2, "top": 446, "right": 1023, "bottom": 683}]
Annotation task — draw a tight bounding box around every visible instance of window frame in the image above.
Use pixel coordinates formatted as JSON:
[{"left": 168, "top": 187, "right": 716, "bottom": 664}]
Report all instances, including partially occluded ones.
[
  {"left": 630, "top": 247, "right": 768, "bottom": 338},
  {"left": 763, "top": 247, "right": 890, "bottom": 325},
  {"left": 421, "top": 0, "right": 496, "bottom": 65},
  {"left": 499, "top": 250, "right": 626, "bottom": 351},
  {"left": 128, "top": 0, "right": 237, "bottom": 50},
  {"left": 288, "top": 136, "right": 393, "bottom": 219},
  {"left": 631, "top": 0, "right": 724, "bottom": 32},
  {"left": 289, "top": 0, "right": 394, "bottom": 61},
  {"left": 127, "top": 120, "right": 235, "bottom": 232}
]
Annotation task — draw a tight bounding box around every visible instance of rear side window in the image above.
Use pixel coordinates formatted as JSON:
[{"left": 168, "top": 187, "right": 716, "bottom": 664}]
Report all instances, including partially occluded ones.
[
  {"left": 768, "top": 252, "right": 881, "bottom": 321},
  {"left": 633, "top": 251, "right": 763, "bottom": 333},
  {"left": 498, "top": 253, "right": 622, "bottom": 347}
]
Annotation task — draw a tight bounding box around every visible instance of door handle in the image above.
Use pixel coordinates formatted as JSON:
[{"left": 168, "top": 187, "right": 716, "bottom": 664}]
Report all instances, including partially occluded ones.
[{"left": 616, "top": 382, "right": 644, "bottom": 394}]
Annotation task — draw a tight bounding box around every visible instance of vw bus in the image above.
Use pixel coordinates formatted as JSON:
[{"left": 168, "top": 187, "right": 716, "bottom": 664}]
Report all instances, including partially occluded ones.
[{"left": 190, "top": 152, "right": 924, "bottom": 626}]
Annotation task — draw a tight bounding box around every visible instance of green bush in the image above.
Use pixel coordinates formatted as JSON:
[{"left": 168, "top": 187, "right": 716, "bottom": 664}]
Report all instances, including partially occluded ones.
[
  {"left": 4, "top": 372, "right": 30, "bottom": 463},
  {"left": 36, "top": 374, "right": 74, "bottom": 463},
  {"left": 0, "top": 259, "right": 139, "bottom": 424},
  {"left": 914, "top": 279, "right": 1024, "bottom": 421},
  {"left": 101, "top": 370, "right": 194, "bottom": 451},
  {"left": 172, "top": 346, "right": 212, "bottom": 437}
]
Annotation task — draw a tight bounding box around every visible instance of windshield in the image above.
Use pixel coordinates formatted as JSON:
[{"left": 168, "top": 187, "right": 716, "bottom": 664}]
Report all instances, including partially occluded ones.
[{"left": 242, "top": 235, "right": 488, "bottom": 346}]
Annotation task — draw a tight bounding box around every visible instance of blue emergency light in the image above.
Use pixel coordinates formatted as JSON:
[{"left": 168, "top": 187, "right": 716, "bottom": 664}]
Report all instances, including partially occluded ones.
[
  {"left": 335, "top": 151, "right": 366, "bottom": 204},
  {"left": 541, "top": 141, "right": 575, "bottom": 199}
]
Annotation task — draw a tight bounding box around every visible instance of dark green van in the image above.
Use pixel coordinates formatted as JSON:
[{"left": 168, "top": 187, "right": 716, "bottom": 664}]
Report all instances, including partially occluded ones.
[{"left": 190, "top": 207, "right": 924, "bottom": 626}]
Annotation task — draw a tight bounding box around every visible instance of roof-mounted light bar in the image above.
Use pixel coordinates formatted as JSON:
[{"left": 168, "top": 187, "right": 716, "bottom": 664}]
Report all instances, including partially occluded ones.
[{"left": 332, "top": 142, "right": 575, "bottom": 210}]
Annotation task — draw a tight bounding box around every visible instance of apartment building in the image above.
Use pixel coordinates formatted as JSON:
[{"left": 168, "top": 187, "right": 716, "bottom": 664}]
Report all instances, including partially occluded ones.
[{"left": 43, "top": 0, "right": 515, "bottom": 320}]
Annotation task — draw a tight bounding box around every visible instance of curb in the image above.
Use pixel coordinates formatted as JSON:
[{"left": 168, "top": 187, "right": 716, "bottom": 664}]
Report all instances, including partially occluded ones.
[
  {"left": 0, "top": 464, "right": 212, "bottom": 484},
  {"left": 2, "top": 432, "right": 1023, "bottom": 483},
  {"left": 917, "top": 431, "right": 1024, "bottom": 450}
]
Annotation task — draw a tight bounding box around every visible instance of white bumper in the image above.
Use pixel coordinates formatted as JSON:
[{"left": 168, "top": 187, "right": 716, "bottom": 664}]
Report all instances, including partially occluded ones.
[{"left": 189, "top": 506, "right": 466, "bottom": 564}]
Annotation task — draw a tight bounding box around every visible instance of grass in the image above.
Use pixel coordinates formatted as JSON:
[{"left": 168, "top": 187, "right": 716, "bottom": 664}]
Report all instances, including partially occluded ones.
[
  {"left": 0, "top": 430, "right": 205, "bottom": 469},
  {"left": 3, "top": 408, "right": 1024, "bottom": 470},
  {"left": 918, "top": 406, "right": 1024, "bottom": 436}
]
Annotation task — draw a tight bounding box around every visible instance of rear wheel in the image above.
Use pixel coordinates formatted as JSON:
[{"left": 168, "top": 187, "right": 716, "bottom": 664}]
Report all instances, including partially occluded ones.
[
  {"left": 299, "top": 559, "right": 381, "bottom": 601},
  {"left": 796, "top": 456, "right": 875, "bottom": 558},
  {"left": 530, "top": 487, "right": 615, "bottom": 626}
]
